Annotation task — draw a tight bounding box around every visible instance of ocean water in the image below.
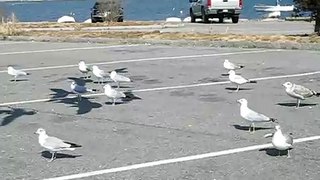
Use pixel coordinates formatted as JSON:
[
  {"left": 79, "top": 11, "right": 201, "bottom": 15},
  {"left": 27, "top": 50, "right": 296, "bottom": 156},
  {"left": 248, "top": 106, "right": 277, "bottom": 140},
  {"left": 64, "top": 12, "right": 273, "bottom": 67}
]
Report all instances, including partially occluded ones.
[{"left": 0, "top": 0, "right": 294, "bottom": 22}]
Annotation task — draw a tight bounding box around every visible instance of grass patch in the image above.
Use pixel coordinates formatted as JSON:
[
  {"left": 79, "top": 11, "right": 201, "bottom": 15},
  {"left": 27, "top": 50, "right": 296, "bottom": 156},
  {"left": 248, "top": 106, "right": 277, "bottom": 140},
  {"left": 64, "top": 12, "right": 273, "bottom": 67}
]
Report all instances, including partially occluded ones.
[{"left": 0, "top": 23, "right": 21, "bottom": 36}]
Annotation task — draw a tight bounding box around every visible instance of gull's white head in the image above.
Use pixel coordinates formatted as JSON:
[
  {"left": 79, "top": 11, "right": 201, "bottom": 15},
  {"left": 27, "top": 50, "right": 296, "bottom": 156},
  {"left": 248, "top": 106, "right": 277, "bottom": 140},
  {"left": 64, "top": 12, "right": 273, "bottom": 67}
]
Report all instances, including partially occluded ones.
[
  {"left": 237, "top": 98, "right": 248, "bottom": 105},
  {"left": 228, "top": 70, "right": 236, "bottom": 75},
  {"left": 224, "top": 59, "right": 229, "bottom": 63},
  {"left": 110, "top": 71, "right": 117, "bottom": 77},
  {"left": 71, "top": 81, "right": 76, "bottom": 86},
  {"left": 282, "top": 82, "right": 293, "bottom": 88},
  {"left": 35, "top": 128, "right": 46, "bottom": 135},
  {"left": 92, "top": 65, "right": 99, "bottom": 71},
  {"left": 79, "top": 60, "right": 85, "bottom": 65},
  {"left": 7, "top": 66, "right": 14, "bottom": 71},
  {"left": 103, "top": 84, "right": 112, "bottom": 90},
  {"left": 275, "top": 125, "right": 281, "bottom": 131}
]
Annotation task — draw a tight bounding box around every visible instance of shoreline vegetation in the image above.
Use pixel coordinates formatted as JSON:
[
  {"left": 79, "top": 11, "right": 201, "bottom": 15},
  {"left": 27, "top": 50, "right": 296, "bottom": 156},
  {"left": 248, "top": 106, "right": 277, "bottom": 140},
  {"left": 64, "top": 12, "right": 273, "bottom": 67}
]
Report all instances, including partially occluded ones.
[{"left": 1, "top": 21, "right": 320, "bottom": 49}]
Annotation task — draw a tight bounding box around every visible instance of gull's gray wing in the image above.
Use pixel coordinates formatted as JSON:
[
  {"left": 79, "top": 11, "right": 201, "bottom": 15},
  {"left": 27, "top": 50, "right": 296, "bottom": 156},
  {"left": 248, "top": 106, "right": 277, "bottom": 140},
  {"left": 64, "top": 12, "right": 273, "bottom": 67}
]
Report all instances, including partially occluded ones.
[
  {"left": 74, "top": 84, "right": 88, "bottom": 93},
  {"left": 246, "top": 108, "right": 270, "bottom": 122},
  {"left": 43, "top": 136, "right": 70, "bottom": 149},
  {"left": 293, "top": 85, "right": 314, "bottom": 98},
  {"left": 233, "top": 75, "right": 248, "bottom": 84},
  {"left": 284, "top": 134, "right": 293, "bottom": 145},
  {"left": 114, "top": 74, "right": 130, "bottom": 82}
]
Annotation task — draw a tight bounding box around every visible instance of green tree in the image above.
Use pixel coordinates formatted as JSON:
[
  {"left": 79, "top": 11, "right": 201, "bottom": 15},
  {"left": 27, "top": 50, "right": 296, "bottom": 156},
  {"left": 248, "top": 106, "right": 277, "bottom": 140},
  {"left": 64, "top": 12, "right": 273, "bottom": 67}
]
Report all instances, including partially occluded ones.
[{"left": 294, "top": 0, "right": 320, "bottom": 35}]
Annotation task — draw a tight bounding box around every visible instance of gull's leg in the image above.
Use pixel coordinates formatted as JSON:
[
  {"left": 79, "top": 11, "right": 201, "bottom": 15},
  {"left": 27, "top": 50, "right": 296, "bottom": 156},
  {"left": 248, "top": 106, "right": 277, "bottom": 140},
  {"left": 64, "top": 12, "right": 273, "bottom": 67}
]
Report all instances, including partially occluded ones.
[
  {"left": 253, "top": 123, "right": 255, "bottom": 133},
  {"left": 49, "top": 152, "right": 55, "bottom": 162},
  {"left": 287, "top": 149, "right": 291, "bottom": 158},
  {"left": 117, "top": 82, "right": 120, "bottom": 89},
  {"left": 248, "top": 124, "right": 252, "bottom": 133},
  {"left": 278, "top": 150, "right": 281, "bottom": 156},
  {"left": 297, "top": 99, "right": 301, "bottom": 108},
  {"left": 113, "top": 98, "right": 116, "bottom": 106},
  {"left": 236, "top": 85, "right": 240, "bottom": 92},
  {"left": 14, "top": 75, "right": 17, "bottom": 82},
  {"left": 78, "top": 94, "right": 82, "bottom": 102}
]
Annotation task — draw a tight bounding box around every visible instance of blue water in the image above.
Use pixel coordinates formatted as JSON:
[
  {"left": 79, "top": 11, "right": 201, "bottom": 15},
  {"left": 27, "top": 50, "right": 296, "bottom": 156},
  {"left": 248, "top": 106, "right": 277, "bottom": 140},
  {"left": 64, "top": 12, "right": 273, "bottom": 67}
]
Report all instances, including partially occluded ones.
[{"left": 0, "top": 0, "right": 294, "bottom": 22}]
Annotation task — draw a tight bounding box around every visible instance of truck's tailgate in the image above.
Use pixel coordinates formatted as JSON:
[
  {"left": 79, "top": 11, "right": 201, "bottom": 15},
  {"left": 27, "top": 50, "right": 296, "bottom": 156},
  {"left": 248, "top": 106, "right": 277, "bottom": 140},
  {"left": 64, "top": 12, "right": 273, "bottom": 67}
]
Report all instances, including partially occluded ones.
[{"left": 211, "top": 0, "right": 240, "bottom": 9}]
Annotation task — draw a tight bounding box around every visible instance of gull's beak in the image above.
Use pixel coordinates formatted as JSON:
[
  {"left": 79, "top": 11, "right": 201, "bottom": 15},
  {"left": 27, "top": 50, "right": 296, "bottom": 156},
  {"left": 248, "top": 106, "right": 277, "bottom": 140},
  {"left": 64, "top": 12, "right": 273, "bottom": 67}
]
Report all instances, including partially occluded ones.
[
  {"left": 34, "top": 132, "right": 37, "bottom": 135},
  {"left": 282, "top": 83, "right": 286, "bottom": 87},
  {"left": 236, "top": 100, "right": 240, "bottom": 103}
]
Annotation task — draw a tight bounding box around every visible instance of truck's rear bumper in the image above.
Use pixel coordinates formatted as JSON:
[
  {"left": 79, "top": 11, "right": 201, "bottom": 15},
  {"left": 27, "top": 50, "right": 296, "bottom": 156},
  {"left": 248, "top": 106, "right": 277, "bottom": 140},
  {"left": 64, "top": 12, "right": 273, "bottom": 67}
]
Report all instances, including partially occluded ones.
[{"left": 206, "top": 9, "right": 241, "bottom": 16}]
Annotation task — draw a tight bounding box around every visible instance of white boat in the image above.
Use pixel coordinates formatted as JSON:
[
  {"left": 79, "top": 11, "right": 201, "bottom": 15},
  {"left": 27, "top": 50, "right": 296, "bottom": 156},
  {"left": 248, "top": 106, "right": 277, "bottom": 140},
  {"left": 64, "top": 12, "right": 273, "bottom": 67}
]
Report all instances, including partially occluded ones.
[{"left": 254, "top": 0, "right": 294, "bottom": 18}]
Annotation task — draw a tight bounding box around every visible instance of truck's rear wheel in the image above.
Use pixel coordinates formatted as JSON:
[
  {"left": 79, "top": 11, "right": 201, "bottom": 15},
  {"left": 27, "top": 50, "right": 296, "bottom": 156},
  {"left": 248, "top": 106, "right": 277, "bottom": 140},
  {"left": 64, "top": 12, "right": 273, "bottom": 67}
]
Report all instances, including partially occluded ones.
[
  {"left": 190, "top": 9, "right": 196, "bottom": 23},
  {"left": 201, "top": 7, "right": 209, "bottom": 23},
  {"left": 219, "top": 17, "right": 224, "bottom": 23},
  {"left": 232, "top": 16, "right": 239, "bottom": 23}
]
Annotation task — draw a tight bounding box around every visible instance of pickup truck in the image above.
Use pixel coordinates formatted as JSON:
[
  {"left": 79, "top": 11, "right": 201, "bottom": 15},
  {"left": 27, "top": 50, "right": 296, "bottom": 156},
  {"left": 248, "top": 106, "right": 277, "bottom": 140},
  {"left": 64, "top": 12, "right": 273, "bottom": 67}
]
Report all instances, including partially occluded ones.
[{"left": 189, "top": 0, "right": 243, "bottom": 23}]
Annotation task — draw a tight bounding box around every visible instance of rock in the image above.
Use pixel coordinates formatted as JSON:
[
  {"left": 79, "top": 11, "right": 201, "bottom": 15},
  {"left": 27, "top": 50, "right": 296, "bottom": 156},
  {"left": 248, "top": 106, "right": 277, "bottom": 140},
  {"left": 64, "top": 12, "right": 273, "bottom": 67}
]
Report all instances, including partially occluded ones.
[
  {"left": 83, "top": 18, "right": 92, "bottom": 23},
  {"left": 57, "top": 16, "right": 75, "bottom": 23},
  {"left": 183, "top": 17, "right": 191, "bottom": 23},
  {"left": 165, "top": 17, "right": 182, "bottom": 23}
]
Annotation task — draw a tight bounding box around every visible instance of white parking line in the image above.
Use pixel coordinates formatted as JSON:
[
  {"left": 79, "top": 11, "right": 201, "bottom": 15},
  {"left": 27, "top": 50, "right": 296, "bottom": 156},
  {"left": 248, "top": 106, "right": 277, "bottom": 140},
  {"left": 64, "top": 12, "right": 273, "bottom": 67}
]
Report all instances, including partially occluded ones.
[
  {"left": 1, "top": 70, "right": 319, "bottom": 107},
  {"left": 44, "top": 135, "right": 320, "bottom": 180},
  {"left": 0, "top": 49, "right": 281, "bottom": 73},
  {"left": 0, "top": 44, "right": 139, "bottom": 56},
  {"left": 0, "top": 41, "right": 33, "bottom": 45}
]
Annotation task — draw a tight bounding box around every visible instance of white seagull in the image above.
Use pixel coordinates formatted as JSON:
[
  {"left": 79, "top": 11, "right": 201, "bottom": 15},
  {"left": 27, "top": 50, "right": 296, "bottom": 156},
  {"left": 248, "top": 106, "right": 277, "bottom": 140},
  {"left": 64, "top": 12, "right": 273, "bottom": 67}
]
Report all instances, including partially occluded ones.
[
  {"left": 110, "top": 70, "right": 131, "bottom": 88},
  {"left": 92, "top": 65, "right": 108, "bottom": 84},
  {"left": 264, "top": 125, "right": 293, "bottom": 158},
  {"left": 7, "top": 66, "right": 29, "bottom": 81},
  {"left": 35, "top": 128, "right": 81, "bottom": 162},
  {"left": 70, "top": 81, "right": 96, "bottom": 101},
  {"left": 78, "top": 60, "right": 91, "bottom": 79},
  {"left": 228, "top": 70, "right": 257, "bottom": 92},
  {"left": 282, "top": 82, "right": 320, "bottom": 108},
  {"left": 223, "top": 59, "right": 244, "bottom": 71},
  {"left": 237, "top": 98, "right": 276, "bottom": 133},
  {"left": 103, "top": 84, "right": 126, "bottom": 105}
]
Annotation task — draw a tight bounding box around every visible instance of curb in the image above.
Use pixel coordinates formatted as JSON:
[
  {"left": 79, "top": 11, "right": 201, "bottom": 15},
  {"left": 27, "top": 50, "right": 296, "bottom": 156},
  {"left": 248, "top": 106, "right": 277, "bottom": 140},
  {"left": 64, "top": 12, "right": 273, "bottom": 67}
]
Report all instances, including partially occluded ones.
[{"left": 2, "top": 35, "right": 320, "bottom": 51}]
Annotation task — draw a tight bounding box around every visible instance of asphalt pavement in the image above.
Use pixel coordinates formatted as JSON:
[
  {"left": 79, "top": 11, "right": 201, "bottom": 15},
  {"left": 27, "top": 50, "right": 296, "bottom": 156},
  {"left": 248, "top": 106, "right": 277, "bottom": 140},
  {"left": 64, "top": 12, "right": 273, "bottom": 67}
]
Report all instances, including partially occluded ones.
[{"left": 0, "top": 41, "right": 320, "bottom": 180}]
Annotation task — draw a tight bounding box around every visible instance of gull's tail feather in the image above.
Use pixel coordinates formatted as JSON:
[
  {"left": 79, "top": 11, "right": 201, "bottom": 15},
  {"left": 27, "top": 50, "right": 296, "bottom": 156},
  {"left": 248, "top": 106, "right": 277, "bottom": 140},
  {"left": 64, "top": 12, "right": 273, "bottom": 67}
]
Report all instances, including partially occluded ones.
[
  {"left": 87, "top": 88, "right": 98, "bottom": 93},
  {"left": 26, "top": 72, "right": 30, "bottom": 75},
  {"left": 64, "top": 141, "right": 82, "bottom": 148},
  {"left": 270, "top": 118, "right": 277, "bottom": 122},
  {"left": 239, "top": 65, "right": 245, "bottom": 69},
  {"left": 312, "top": 91, "right": 320, "bottom": 97},
  {"left": 248, "top": 80, "right": 257, "bottom": 83}
]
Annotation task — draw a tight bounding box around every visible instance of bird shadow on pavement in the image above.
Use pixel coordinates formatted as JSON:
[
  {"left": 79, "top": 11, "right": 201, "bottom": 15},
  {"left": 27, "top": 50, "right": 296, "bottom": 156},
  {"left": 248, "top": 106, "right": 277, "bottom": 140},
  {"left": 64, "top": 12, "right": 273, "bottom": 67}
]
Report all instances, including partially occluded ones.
[
  {"left": 259, "top": 148, "right": 292, "bottom": 157},
  {"left": 225, "top": 87, "right": 253, "bottom": 91},
  {"left": 0, "top": 107, "right": 37, "bottom": 126},
  {"left": 68, "top": 77, "right": 93, "bottom": 86},
  {"left": 232, "top": 124, "right": 273, "bottom": 131},
  {"left": 109, "top": 67, "right": 128, "bottom": 73},
  {"left": 10, "top": 79, "right": 29, "bottom": 82},
  {"left": 50, "top": 96, "right": 102, "bottom": 115},
  {"left": 105, "top": 91, "right": 142, "bottom": 106},
  {"left": 41, "top": 151, "right": 82, "bottom": 159},
  {"left": 276, "top": 102, "right": 317, "bottom": 107},
  {"left": 111, "top": 85, "right": 132, "bottom": 89},
  {"left": 49, "top": 88, "right": 71, "bottom": 99}
]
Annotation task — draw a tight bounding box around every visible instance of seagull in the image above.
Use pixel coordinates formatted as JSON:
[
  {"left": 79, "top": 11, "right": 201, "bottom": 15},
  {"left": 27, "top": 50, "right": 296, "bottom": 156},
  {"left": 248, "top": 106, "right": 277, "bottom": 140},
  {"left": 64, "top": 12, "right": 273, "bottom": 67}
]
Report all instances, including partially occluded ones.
[
  {"left": 110, "top": 71, "right": 131, "bottom": 88},
  {"left": 7, "top": 66, "right": 29, "bottom": 81},
  {"left": 78, "top": 60, "right": 91, "bottom": 79},
  {"left": 35, "top": 128, "right": 81, "bottom": 162},
  {"left": 70, "top": 81, "right": 97, "bottom": 101},
  {"left": 92, "top": 65, "right": 108, "bottom": 84},
  {"left": 264, "top": 125, "right": 293, "bottom": 158},
  {"left": 282, "top": 82, "right": 320, "bottom": 108},
  {"left": 103, "top": 84, "right": 126, "bottom": 105},
  {"left": 228, "top": 70, "right": 257, "bottom": 92},
  {"left": 224, "top": 59, "right": 244, "bottom": 71},
  {"left": 237, "top": 98, "right": 276, "bottom": 133}
]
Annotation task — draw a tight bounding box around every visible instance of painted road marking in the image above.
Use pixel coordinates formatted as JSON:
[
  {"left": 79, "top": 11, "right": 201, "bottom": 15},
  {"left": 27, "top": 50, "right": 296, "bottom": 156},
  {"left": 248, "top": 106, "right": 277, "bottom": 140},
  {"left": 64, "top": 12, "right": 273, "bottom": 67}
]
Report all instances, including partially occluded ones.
[
  {"left": 0, "top": 70, "right": 319, "bottom": 107},
  {"left": 0, "top": 44, "right": 140, "bottom": 56},
  {"left": 44, "top": 135, "right": 320, "bottom": 180},
  {"left": 0, "top": 49, "right": 281, "bottom": 73}
]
